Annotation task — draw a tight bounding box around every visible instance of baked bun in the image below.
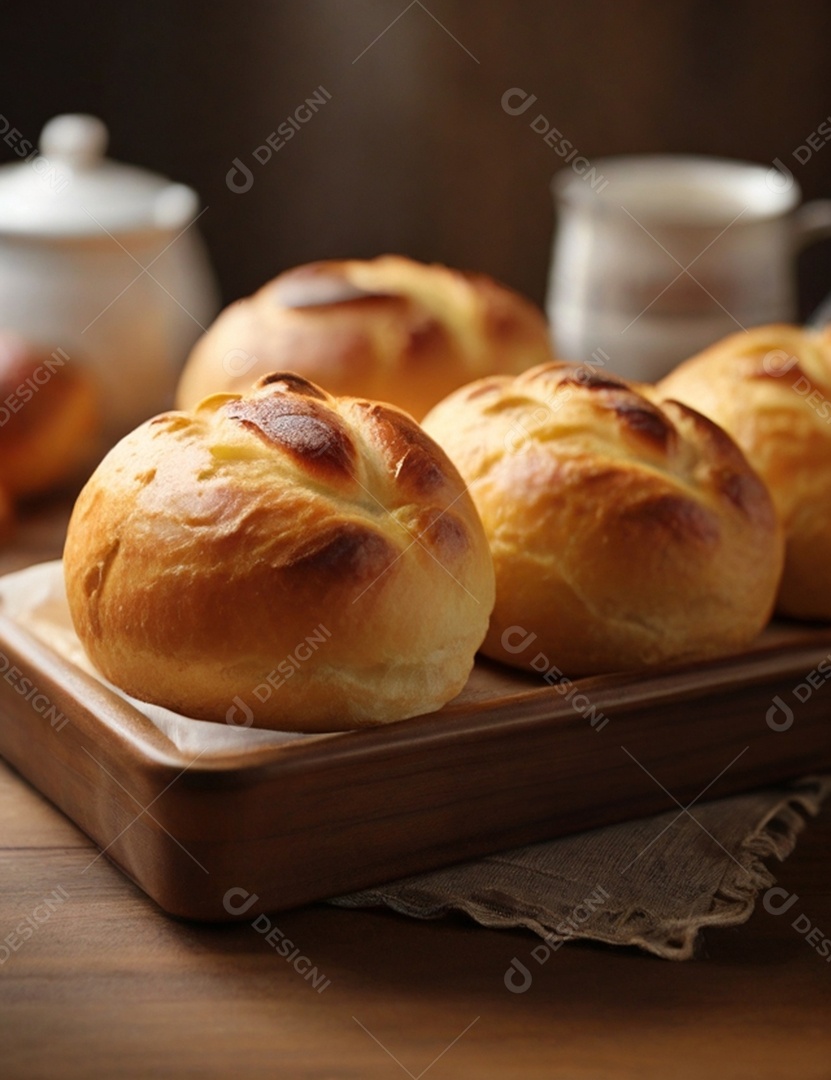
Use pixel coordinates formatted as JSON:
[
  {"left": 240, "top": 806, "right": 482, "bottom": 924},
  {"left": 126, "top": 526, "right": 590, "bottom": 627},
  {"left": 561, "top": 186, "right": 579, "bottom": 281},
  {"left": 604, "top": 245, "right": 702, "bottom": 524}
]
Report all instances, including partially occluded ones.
[
  {"left": 63, "top": 373, "right": 495, "bottom": 731},
  {"left": 657, "top": 324, "right": 831, "bottom": 620},
  {"left": 423, "top": 363, "right": 783, "bottom": 675},
  {"left": 175, "top": 256, "right": 555, "bottom": 420},
  {"left": 0, "top": 332, "right": 98, "bottom": 497}
]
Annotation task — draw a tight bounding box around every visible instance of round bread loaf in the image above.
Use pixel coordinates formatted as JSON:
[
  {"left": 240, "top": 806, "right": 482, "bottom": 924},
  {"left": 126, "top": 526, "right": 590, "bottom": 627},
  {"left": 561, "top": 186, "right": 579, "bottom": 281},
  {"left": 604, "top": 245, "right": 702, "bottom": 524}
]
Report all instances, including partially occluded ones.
[
  {"left": 657, "top": 324, "right": 831, "bottom": 620},
  {"left": 423, "top": 362, "right": 783, "bottom": 675},
  {"left": 175, "top": 255, "right": 555, "bottom": 420},
  {"left": 0, "top": 332, "right": 98, "bottom": 498},
  {"left": 63, "top": 373, "right": 495, "bottom": 731}
]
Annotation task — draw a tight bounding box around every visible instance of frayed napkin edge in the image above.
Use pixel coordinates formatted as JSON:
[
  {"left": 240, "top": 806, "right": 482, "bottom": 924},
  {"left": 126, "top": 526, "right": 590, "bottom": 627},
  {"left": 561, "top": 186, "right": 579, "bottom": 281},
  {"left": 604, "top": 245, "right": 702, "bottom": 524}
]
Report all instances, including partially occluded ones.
[{"left": 331, "top": 776, "right": 831, "bottom": 961}]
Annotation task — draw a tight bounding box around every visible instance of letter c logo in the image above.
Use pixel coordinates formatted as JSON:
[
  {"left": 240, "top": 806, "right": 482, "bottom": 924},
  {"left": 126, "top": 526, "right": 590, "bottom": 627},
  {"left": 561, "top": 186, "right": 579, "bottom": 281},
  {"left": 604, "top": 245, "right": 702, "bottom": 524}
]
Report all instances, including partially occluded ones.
[
  {"left": 501, "top": 88, "right": 537, "bottom": 116},
  {"left": 761, "top": 349, "right": 799, "bottom": 378},
  {"left": 501, "top": 626, "right": 537, "bottom": 655},
  {"left": 226, "top": 696, "right": 254, "bottom": 728},
  {"left": 766, "top": 695, "right": 794, "bottom": 732},
  {"left": 226, "top": 156, "right": 254, "bottom": 194},
  {"left": 765, "top": 157, "right": 794, "bottom": 194},
  {"left": 222, "top": 349, "right": 259, "bottom": 377},
  {"left": 223, "top": 887, "right": 260, "bottom": 915},
  {"left": 762, "top": 886, "right": 799, "bottom": 916},
  {"left": 504, "top": 958, "right": 533, "bottom": 993}
]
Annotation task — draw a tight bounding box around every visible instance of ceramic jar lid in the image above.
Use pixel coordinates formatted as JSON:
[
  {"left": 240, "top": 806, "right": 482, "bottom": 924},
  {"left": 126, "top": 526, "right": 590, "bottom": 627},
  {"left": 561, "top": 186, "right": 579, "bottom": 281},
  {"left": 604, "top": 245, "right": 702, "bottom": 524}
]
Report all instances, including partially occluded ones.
[{"left": 0, "top": 113, "right": 199, "bottom": 235}]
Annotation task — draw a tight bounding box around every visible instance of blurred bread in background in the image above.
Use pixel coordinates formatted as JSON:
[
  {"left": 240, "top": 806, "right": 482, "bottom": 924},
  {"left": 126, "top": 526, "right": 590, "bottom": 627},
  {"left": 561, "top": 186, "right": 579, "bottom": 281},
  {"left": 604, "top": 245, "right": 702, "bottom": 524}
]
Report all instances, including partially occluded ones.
[
  {"left": 424, "top": 362, "right": 784, "bottom": 675},
  {"left": 0, "top": 332, "right": 98, "bottom": 502},
  {"left": 176, "top": 255, "right": 556, "bottom": 420},
  {"left": 657, "top": 324, "right": 831, "bottom": 621}
]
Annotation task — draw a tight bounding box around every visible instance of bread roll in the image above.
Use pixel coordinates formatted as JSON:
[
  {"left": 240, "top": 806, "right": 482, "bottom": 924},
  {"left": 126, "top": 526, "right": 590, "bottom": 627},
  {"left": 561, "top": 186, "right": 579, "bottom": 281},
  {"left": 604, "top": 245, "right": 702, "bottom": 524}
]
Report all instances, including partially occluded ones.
[
  {"left": 423, "top": 363, "right": 783, "bottom": 675},
  {"left": 176, "top": 256, "right": 555, "bottom": 420},
  {"left": 0, "top": 332, "right": 98, "bottom": 497},
  {"left": 64, "top": 373, "right": 495, "bottom": 731},
  {"left": 657, "top": 324, "right": 831, "bottom": 620}
]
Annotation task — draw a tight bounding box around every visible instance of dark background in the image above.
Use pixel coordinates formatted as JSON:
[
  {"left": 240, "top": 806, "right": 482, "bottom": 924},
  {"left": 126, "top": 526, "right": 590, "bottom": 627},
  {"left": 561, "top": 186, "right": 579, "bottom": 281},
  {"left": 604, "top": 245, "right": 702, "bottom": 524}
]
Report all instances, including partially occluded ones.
[{"left": 4, "top": 0, "right": 831, "bottom": 314}]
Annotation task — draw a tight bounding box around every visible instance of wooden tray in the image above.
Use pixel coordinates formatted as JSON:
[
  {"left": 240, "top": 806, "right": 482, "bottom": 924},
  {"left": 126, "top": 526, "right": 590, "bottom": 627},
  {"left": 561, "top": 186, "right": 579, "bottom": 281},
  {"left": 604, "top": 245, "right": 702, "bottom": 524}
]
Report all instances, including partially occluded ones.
[{"left": 1, "top": 610, "right": 830, "bottom": 921}]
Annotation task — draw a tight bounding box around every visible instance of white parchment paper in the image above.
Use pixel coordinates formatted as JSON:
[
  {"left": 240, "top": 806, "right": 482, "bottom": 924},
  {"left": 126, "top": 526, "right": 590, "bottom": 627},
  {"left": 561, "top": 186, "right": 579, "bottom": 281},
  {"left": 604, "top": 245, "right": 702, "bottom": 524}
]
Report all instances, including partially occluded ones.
[{"left": 0, "top": 561, "right": 336, "bottom": 755}]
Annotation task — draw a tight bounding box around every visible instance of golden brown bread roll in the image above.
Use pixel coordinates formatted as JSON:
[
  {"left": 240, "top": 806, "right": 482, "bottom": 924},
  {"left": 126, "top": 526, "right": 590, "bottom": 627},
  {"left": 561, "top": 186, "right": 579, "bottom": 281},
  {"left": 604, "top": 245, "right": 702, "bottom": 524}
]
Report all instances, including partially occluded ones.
[
  {"left": 0, "top": 332, "right": 98, "bottom": 497},
  {"left": 175, "top": 255, "right": 555, "bottom": 420},
  {"left": 657, "top": 324, "right": 831, "bottom": 620},
  {"left": 423, "top": 363, "right": 783, "bottom": 675},
  {"left": 63, "top": 373, "right": 495, "bottom": 731}
]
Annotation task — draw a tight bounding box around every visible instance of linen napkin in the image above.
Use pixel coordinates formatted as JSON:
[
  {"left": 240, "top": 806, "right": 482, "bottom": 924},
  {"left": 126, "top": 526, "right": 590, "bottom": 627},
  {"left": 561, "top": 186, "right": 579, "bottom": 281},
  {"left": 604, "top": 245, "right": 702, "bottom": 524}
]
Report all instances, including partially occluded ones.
[{"left": 333, "top": 776, "right": 830, "bottom": 960}]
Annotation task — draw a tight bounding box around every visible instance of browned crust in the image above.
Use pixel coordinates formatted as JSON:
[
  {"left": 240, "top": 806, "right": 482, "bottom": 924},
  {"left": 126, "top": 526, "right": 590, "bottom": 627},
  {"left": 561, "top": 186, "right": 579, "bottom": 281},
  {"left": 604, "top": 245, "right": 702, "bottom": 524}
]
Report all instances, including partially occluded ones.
[
  {"left": 63, "top": 371, "right": 495, "bottom": 729},
  {"left": 656, "top": 325, "right": 831, "bottom": 619},
  {"left": 224, "top": 393, "right": 357, "bottom": 481},
  {"left": 422, "top": 360, "right": 784, "bottom": 675}
]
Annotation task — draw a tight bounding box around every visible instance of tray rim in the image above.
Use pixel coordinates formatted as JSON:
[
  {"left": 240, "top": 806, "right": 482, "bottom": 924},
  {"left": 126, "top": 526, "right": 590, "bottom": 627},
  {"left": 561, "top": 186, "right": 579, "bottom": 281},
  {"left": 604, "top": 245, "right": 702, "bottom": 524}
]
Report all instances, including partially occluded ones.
[
  {"left": 3, "top": 605, "right": 831, "bottom": 920},
  {"left": 2, "top": 609, "right": 831, "bottom": 780}
]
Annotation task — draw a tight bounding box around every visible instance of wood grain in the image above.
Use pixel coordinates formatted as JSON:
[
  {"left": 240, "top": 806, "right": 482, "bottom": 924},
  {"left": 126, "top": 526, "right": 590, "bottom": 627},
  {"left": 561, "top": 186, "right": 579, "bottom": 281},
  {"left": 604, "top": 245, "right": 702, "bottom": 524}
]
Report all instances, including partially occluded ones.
[
  {"left": 0, "top": 754, "right": 830, "bottom": 1080},
  {"left": 2, "top": 509, "right": 831, "bottom": 1079},
  {"left": 1, "top": 614, "right": 830, "bottom": 920}
]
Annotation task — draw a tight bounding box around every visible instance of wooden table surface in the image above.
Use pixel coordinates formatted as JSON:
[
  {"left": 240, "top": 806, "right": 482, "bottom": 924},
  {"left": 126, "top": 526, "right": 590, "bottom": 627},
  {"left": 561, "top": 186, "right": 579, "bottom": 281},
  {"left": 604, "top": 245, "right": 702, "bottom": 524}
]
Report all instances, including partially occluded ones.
[{"left": 2, "top": 504, "right": 830, "bottom": 1080}]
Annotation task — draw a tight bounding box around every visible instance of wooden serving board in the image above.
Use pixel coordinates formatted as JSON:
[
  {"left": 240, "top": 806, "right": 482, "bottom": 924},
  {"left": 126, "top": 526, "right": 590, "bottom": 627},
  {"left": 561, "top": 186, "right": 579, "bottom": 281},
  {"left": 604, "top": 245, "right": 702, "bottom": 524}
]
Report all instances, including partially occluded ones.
[{"left": 0, "top": 609, "right": 830, "bottom": 921}]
